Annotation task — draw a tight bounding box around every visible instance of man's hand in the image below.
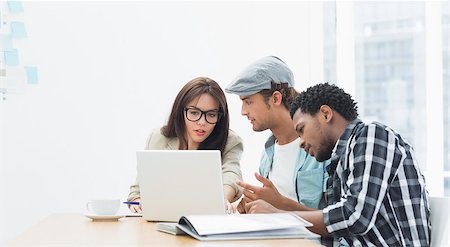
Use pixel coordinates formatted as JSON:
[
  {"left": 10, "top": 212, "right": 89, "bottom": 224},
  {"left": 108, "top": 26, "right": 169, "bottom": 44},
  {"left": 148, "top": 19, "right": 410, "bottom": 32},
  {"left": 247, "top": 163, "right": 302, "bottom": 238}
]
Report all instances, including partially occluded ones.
[
  {"left": 245, "top": 199, "right": 282, "bottom": 214},
  {"left": 236, "top": 197, "right": 247, "bottom": 214},
  {"left": 236, "top": 172, "right": 286, "bottom": 208}
]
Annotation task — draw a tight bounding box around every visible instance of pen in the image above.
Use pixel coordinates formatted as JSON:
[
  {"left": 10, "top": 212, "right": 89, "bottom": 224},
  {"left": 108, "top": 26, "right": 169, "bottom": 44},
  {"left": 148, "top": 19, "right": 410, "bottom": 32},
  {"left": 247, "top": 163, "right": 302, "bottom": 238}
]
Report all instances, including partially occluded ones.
[{"left": 123, "top": 201, "right": 140, "bottom": 205}]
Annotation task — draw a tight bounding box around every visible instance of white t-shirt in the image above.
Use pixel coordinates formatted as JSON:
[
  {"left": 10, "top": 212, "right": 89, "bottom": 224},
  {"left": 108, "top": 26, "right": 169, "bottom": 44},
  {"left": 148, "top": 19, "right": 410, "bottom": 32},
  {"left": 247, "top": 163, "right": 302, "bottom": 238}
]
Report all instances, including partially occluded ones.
[{"left": 268, "top": 137, "right": 300, "bottom": 201}]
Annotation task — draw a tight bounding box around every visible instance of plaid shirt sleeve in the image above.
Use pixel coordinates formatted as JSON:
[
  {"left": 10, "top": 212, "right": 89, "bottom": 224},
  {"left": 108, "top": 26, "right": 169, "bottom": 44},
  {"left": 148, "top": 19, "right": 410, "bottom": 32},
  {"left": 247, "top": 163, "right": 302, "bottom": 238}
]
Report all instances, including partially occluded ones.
[{"left": 323, "top": 121, "right": 430, "bottom": 246}]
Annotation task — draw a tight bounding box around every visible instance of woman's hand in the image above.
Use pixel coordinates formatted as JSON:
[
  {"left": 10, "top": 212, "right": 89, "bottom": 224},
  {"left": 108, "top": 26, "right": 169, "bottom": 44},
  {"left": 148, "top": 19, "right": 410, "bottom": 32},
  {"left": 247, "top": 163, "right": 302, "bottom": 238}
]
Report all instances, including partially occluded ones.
[
  {"left": 225, "top": 199, "right": 236, "bottom": 214},
  {"left": 128, "top": 198, "right": 142, "bottom": 213},
  {"left": 223, "top": 184, "right": 238, "bottom": 214}
]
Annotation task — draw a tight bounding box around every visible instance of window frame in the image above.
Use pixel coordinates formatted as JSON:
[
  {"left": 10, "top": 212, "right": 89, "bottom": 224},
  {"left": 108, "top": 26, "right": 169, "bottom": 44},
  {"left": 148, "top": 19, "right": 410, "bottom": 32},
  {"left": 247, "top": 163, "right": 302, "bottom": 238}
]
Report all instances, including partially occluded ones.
[{"left": 334, "top": 1, "right": 446, "bottom": 196}]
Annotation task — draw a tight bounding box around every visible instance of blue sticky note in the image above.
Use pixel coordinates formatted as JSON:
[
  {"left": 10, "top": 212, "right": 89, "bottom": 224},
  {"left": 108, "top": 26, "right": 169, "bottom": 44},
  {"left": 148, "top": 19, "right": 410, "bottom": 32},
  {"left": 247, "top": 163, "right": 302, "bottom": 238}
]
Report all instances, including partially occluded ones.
[
  {"left": 7, "top": 1, "right": 24, "bottom": 13},
  {"left": 0, "top": 34, "right": 13, "bottom": 51},
  {"left": 11, "top": 22, "right": 27, "bottom": 38},
  {"left": 25, "top": 66, "right": 38, "bottom": 84},
  {"left": 4, "top": 49, "right": 19, "bottom": 66}
]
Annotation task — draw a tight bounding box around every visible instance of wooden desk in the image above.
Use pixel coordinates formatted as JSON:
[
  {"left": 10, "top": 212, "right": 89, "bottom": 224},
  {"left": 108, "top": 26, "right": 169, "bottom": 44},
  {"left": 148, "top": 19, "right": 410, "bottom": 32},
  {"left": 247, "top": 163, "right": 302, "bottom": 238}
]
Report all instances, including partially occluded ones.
[{"left": 4, "top": 213, "right": 323, "bottom": 246}]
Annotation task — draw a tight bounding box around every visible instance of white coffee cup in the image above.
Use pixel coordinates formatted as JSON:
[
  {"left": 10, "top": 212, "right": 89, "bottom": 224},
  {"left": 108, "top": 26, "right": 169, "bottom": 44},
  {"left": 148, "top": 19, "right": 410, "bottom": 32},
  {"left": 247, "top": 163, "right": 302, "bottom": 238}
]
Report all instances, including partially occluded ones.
[{"left": 86, "top": 199, "right": 120, "bottom": 215}]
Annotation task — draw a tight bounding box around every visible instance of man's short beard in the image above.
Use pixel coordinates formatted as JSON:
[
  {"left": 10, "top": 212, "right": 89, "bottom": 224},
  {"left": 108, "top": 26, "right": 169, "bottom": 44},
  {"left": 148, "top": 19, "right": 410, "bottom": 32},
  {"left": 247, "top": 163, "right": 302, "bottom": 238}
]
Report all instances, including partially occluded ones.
[{"left": 315, "top": 137, "right": 335, "bottom": 162}]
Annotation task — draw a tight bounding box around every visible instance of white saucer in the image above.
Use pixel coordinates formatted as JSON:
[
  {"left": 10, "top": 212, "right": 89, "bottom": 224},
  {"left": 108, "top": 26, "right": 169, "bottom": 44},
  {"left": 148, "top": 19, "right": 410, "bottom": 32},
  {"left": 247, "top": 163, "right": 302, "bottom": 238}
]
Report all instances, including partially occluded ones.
[{"left": 85, "top": 214, "right": 126, "bottom": 221}]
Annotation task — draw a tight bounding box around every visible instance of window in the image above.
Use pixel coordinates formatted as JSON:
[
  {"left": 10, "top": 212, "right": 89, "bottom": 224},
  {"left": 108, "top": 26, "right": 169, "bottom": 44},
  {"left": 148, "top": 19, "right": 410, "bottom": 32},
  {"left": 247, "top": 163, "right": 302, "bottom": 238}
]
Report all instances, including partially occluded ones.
[
  {"left": 325, "top": 2, "right": 449, "bottom": 196},
  {"left": 443, "top": 1, "right": 450, "bottom": 186}
]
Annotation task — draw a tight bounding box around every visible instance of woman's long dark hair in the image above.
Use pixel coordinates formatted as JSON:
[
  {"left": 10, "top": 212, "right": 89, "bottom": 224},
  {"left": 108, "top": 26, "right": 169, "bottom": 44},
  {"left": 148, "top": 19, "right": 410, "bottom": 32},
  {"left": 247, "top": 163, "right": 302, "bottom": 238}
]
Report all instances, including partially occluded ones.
[{"left": 161, "top": 77, "right": 229, "bottom": 155}]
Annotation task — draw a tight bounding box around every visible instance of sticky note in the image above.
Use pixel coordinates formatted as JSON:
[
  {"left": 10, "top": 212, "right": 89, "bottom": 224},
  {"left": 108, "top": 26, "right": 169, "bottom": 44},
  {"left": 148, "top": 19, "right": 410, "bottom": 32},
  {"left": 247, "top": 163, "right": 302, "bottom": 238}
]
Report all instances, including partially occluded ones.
[
  {"left": 11, "top": 22, "right": 27, "bottom": 38},
  {"left": 4, "top": 49, "right": 19, "bottom": 66},
  {"left": 0, "top": 34, "right": 13, "bottom": 51},
  {"left": 7, "top": 1, "right": 24, "bottom": 13},
  {"left": 25, "top": 66, "right": 38, "bottom": 84}
]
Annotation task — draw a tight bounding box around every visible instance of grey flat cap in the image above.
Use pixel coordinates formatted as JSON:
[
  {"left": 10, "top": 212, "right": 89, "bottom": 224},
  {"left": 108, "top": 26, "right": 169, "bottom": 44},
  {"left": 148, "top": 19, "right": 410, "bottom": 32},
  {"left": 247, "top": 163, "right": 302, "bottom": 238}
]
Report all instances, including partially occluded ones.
[{"left": 225, "top": 56, "right": 295, "bottom": 96}]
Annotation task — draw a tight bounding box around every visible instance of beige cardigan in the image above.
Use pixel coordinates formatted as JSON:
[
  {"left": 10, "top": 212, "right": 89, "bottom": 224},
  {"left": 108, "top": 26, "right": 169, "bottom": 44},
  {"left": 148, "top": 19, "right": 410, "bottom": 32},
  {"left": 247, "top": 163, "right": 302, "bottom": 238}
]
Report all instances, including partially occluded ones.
[{"left": 127, "top": 128, "right": 244, "bottom": 202}]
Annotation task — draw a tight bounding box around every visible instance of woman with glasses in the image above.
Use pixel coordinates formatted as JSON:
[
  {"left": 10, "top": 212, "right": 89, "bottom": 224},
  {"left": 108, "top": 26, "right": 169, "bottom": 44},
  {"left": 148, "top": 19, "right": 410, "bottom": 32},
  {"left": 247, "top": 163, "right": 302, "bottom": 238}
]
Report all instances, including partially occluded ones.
[{"left": 127, "top": 77, "right": 243, "bottom": 213}]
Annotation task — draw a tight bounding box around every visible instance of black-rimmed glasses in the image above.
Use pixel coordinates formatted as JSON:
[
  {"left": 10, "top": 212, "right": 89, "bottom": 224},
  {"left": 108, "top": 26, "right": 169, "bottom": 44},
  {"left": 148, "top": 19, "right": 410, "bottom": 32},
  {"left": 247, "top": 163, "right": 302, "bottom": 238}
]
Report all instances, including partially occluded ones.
[{"left": 184, "top": 107, "right": 223, "bottom": 124}]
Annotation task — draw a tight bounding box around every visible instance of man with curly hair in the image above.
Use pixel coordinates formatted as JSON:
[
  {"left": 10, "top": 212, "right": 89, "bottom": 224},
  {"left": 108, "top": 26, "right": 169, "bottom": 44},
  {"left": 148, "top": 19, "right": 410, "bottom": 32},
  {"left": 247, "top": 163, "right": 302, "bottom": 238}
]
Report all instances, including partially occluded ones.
[
  {"left": 226, "top": 56, "right": 329, "bottom": 213},
  {"left": 245, "top": 83, "right": 430, "bottom": 246}
]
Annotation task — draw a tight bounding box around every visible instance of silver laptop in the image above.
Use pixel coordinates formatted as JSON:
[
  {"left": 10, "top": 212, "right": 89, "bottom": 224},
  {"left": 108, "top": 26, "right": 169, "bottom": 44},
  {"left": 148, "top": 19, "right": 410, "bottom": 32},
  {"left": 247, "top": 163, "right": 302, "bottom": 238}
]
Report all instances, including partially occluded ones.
[{"left": 136, "top": 150, "right": 226, "bottom": 222}]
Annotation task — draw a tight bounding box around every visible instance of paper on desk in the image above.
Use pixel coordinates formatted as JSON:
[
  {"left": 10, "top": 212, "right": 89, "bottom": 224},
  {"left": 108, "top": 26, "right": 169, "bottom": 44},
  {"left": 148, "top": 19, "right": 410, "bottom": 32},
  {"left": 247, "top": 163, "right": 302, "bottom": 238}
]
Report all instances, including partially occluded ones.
[{"left": 184, "top": 213, "right": 312, "bottom": 236}]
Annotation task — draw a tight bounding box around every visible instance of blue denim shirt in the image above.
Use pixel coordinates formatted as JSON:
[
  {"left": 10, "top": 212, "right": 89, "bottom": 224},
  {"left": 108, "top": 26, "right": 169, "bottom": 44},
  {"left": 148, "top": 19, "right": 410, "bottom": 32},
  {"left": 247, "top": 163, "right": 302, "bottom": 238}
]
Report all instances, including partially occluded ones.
[{"left": 259, "top": 135, "right": 329, "bottom": 209}]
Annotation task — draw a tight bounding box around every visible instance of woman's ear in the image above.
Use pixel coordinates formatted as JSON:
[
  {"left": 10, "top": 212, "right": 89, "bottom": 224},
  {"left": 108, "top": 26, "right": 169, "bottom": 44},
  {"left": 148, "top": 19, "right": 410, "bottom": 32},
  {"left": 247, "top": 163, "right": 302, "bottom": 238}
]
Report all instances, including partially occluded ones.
[{"left": 319, "top": 105, "right": 333, "bottom": 123}]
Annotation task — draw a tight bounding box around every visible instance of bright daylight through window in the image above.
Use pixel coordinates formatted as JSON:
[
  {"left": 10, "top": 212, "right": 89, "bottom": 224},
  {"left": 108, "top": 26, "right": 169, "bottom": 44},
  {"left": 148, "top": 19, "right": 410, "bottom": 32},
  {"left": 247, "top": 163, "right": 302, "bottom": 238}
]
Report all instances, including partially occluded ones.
[{"left": 324, "top": 2, "right": 450, "bottom": 196}]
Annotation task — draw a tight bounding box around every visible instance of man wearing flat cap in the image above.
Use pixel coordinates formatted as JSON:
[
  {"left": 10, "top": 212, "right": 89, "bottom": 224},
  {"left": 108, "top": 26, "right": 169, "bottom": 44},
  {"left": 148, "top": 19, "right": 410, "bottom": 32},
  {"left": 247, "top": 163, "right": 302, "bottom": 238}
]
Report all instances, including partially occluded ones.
[{"left": 226, "top": 56, "right": 329, "bottom": 213}]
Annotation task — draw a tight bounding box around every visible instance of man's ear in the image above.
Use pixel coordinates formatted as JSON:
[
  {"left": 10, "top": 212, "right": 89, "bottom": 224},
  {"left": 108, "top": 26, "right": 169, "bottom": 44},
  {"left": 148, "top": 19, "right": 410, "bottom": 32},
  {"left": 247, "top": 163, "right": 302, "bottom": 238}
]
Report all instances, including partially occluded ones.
[
  {"left": 272, "top": 91, "right": 283, "bottom": 106},
  {"left": 319, "top": 105, "right": 333, "bottom": 123}
]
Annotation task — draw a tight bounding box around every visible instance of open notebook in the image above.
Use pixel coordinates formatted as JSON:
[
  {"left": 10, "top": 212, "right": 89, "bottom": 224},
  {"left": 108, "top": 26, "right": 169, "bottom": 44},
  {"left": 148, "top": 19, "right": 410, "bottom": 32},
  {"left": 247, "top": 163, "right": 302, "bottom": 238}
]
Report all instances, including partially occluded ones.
[{"left": 156, "top": 213, "right": 320, "bottom": 241}]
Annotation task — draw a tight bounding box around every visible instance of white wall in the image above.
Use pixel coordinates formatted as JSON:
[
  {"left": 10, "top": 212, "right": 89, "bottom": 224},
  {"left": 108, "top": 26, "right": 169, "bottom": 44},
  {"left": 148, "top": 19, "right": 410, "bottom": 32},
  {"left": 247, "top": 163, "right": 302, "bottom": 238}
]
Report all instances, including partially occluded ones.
[{"left": 0, "top": 1, "right": 322, "bottom": 243}]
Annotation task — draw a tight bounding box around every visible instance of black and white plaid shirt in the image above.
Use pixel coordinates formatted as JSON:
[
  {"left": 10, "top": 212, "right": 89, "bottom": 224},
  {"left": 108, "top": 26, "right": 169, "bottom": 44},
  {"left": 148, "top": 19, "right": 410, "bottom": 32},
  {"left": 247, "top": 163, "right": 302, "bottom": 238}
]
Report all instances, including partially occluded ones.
[{"left": 322, "top": 119, "right": 430, "bottom": 246}]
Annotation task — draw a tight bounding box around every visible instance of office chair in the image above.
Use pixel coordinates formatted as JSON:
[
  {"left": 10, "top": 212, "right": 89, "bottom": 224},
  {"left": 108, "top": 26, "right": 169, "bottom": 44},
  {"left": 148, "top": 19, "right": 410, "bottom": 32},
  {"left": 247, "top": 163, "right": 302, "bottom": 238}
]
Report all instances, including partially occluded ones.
[{"left": 429, "top": 196, "right": 450, "bottom": 247}]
